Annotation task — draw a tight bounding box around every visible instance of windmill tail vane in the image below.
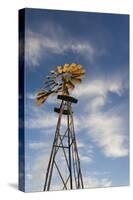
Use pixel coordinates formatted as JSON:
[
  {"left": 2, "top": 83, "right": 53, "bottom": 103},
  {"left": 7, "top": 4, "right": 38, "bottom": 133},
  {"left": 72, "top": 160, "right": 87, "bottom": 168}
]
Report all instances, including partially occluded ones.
[{"left": 36, "top": 63, "right": 85, "bottom": 191}]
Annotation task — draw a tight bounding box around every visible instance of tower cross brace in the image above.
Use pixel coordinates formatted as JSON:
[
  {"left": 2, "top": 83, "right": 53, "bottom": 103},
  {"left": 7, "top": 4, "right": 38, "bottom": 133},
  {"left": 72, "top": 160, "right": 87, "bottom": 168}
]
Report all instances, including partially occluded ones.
[{"left": 43, "top": 95, "right": 84, "bottom": 191}]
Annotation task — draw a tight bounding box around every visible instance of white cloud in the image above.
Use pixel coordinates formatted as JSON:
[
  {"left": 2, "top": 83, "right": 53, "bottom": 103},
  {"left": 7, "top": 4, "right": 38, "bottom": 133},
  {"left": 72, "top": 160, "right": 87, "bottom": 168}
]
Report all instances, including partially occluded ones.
[
  {"left": 80, "top": 154, "right": 93, "bottom": 163},
  {"left": 26, "top": 93, "right": 36, "bottom": 100},
  {"left": 26, "top": 112, "right": 57, "bottom": 129},
  {"left": 83, "top": 176, "right": 112, "bottom": 188},
  {"left": 73, "top": 78, "right": 124, "bottom": 99},
  {"left": 89, "top": 96, "right": 106, "bottom": 112},
  {"left": 25, "top": 29, "right": 97, "bottom": 66},
  {"left": 72, "top": 76, "right": 129, "bottom": 158},
  {"left": 26, "top": 153, "right": 49, "bottom": 192},
  {"left": 86, "top": 112, "right": 128, "bottom": 158},
  {"left": 28, "top": 142, "right": 49, "bottom": 150},
  {"left": 78, "top": 143, "right": 94, "bottom": 164}
]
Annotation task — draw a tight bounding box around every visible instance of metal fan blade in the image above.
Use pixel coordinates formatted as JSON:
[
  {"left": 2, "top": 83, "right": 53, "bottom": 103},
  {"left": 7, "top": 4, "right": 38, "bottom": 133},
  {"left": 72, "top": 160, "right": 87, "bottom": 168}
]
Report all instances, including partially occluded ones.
[
  {"left": 66, "top": 80, "right": 75, "bottom": 90},
  {"left": 54, "top": 86, "right": 63, "bottom": 93},
  {"left": 69, "top": 63, "right": 77, "bottom": 68},
  {"left": 48, "top": 83, "right": 59, "bottom": 91},
  {"left": 72, "top": 68, "right": 85, "bottom": 74},
  {"left": 45, "top": 79, "right": 55, "bottom": 84},
  {"left": 36, "top": 90, "right": 55, "bottom": 105},
  {"left": 36, "top": 95, "right": 48, "bottom": 105},
  {"left": 45, "top": 82, "right": 57, "bottom": 88},
  {"left": 69, "top": 65, "right": 84, "bottom": 75},
  {"left": 71, "top": 78, "right": 82, "bottom": 84},
  {"left": 57, "top": 66, "right": 63, "bottom": 74},
  {"left": 63, "top": 64, "right": 70, "bottom": 73},
  {"left": 50, "top": 70, "right": 57, "bottom": 75},
  {"left": 36, "top": 92, "right": 48, "bottom": 105},
  {"left": 68, "top": 64, "right": 78, "bottom": 72},
  {"left": 76, "top": 64, "right": 83, "bottom": 70},
  {"left": 46, "top": 75, "right": 51, "bottom": 79},
  {"left": 71, "top": 72, "right": 85, "bottom": 77},
  {"left": 37, "top": 63, "right": 85, "bottom": 102},
  {"left": 71, "top": 74, "right": 84, "bottom": 79}
]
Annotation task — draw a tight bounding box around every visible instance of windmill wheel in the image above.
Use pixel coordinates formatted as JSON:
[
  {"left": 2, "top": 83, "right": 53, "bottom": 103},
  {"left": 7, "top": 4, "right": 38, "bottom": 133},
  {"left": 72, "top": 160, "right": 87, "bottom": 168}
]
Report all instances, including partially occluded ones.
[{"left": 36, "top": 63, "right": 85, "bottom": 105}]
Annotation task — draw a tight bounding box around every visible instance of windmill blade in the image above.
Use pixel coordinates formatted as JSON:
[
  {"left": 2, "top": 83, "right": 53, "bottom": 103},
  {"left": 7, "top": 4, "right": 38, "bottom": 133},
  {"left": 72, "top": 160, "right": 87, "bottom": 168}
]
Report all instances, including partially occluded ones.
[
  {"left": 36, "top": 91, "right": 46, "bottom": 96},
  {"left": 72, "top": 68, "right": 85, "bottom": 74},
  {"left": 57, "top": 66, "right": 63, "bottom": 74},
  {"left": 36, "top": 91, "right": 49, "bottom": 105},
  {"left": 71, "top": 77, "right": 82, "bottom": 84},
  {"left": 54, "top": 86, "right": 63, "bottom": 93},
  {"left": 48, "top": 83, "right": 59, "bottom": 92},
  {"left": 45, "top": 81, "right": 57, "bottom": 88},
  {"left": 46, "top": 75, "right": 51, "bottom": 79},
  {"left": 45, "top": 79, "right": 56, "bottom": 84},
  {"left": 69, "top": 63, "right": 77, "bottom": 68},
  {"left": 36, "top": 91, "right": 49, "bottom": 99},
  {"left": 71, "top": 72, "right": 85, "bottom": 77},
  {"left": 68, "top": 63, "right": 78, "bottom": 73},
  {"left": 36, "top": 95, "right": 48, "bottom": 105},
  {"left": 76, "top": 64, "right": 83, "bottom": 70},
  {"left": 36, "top": 63, "right": 85, "bottom": 103},
  {"left": 50, "top": 70, "right": 57, "bottom": 75},
  {"left": 63, "top": 64, "right": 71, "bottom": 73},
  {"left": 66, "top": 80, "right": 75, "bottom": 90},
  {"left": 71, "top": 73, "right": 85, "bottom": 79},
  {"left": 69, "top": 64, "right": 84, "bottom": 75}
]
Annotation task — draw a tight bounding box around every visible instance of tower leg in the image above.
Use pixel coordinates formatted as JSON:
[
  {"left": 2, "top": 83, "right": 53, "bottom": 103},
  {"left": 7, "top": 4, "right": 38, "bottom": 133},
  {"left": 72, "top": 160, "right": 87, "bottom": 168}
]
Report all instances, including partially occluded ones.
[
  {"left": 43, "top": 99, "right": 84, "bottom": 191},
  {"left": 67, "top": 102, "right": 73, "bottom": 189}
]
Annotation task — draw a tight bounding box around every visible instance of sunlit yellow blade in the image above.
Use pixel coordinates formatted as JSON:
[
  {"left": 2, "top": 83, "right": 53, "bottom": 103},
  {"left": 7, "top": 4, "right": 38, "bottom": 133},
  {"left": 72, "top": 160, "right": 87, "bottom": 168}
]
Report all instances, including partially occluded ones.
[
  {"left": 72, "top": 71, "right": 85, "bottom": 77},
  {"left": 37, "top": 63, "right": 85, "bottom": 100},
  {"left": 63, "top": 64, "right": 70, "bottom": 73},
  {"left": 71, "top": 78, "right": 82, "bottom": 84},
  {"left": 71, "top": 64, "right": 82, "bottom": 71},
  {"left": 36, "top": 91, "right": 49, "bottom": 105},
  {"left": 37, "top": 91, "right": 46, "bottom": 96},
  {"left": 69, "top": 64, "right": 84, "bottom": 74},
  {"left": 50, "top": 70, "right": 57, "bottom": 75},
  {"left": 76, "top": 64, "right": 83, "bottom": 70},
  {"left": 69, "top": 63, "right": 77, "bottom": 68},
  {"left": 36, "top": 96, "right": 48, "bottom": 105},
  {"left": 57, "top": 66, "right": 63, "bottom": 73},
  {"left": 66, "top": 80, "right": 75, "bottom": 90},
  {"left": 71, "top": 74, "right": 84, "bottom": 79},
  {"left": 72, "top": 68, "right": 85, "bottom": 74},
  {"left": 68, "top": 63, "right": 77, "bottom": 72}
]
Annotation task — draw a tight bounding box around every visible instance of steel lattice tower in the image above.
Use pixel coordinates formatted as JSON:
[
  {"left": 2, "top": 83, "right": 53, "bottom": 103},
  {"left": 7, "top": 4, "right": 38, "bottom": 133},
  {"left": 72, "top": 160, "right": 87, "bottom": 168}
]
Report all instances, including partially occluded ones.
[{"left": 43, "top": 95, "right": 84, "bottom": 191}]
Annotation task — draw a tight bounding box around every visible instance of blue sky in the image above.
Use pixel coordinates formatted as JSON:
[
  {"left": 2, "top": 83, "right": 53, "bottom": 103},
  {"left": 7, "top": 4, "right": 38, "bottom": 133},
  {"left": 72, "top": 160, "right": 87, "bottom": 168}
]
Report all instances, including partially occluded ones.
[{"left": 23, "top": 8, "right": 129, "bottom": 192}]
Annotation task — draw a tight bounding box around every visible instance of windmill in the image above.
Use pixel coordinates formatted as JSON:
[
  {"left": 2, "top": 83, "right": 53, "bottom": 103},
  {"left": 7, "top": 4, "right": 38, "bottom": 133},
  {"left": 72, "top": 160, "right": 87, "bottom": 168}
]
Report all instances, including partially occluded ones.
[{"left": 36, "top": 63, "right": 85, "bottom": 191}]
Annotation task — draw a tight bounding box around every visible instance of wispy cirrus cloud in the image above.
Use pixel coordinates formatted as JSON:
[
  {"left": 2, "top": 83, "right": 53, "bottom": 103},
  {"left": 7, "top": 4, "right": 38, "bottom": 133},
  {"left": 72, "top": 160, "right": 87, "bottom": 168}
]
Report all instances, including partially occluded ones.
[
  {"left": 85, "top": 112, "right": 128, "bottom": 158},
  {"left": 28, "top": 142, "right": 49, "bottom": 150},
  {"left": 73, "top": 77, "right": 125, "bottom": 99},
  {"left": 72, "top": 74, "right": 129, "bottom": 158},
  {"left": 83, "top": 176, "right": 112, "bottom": 188},
  {"left": 25, "top": 27, "right": 100, "bottom": 67}
]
